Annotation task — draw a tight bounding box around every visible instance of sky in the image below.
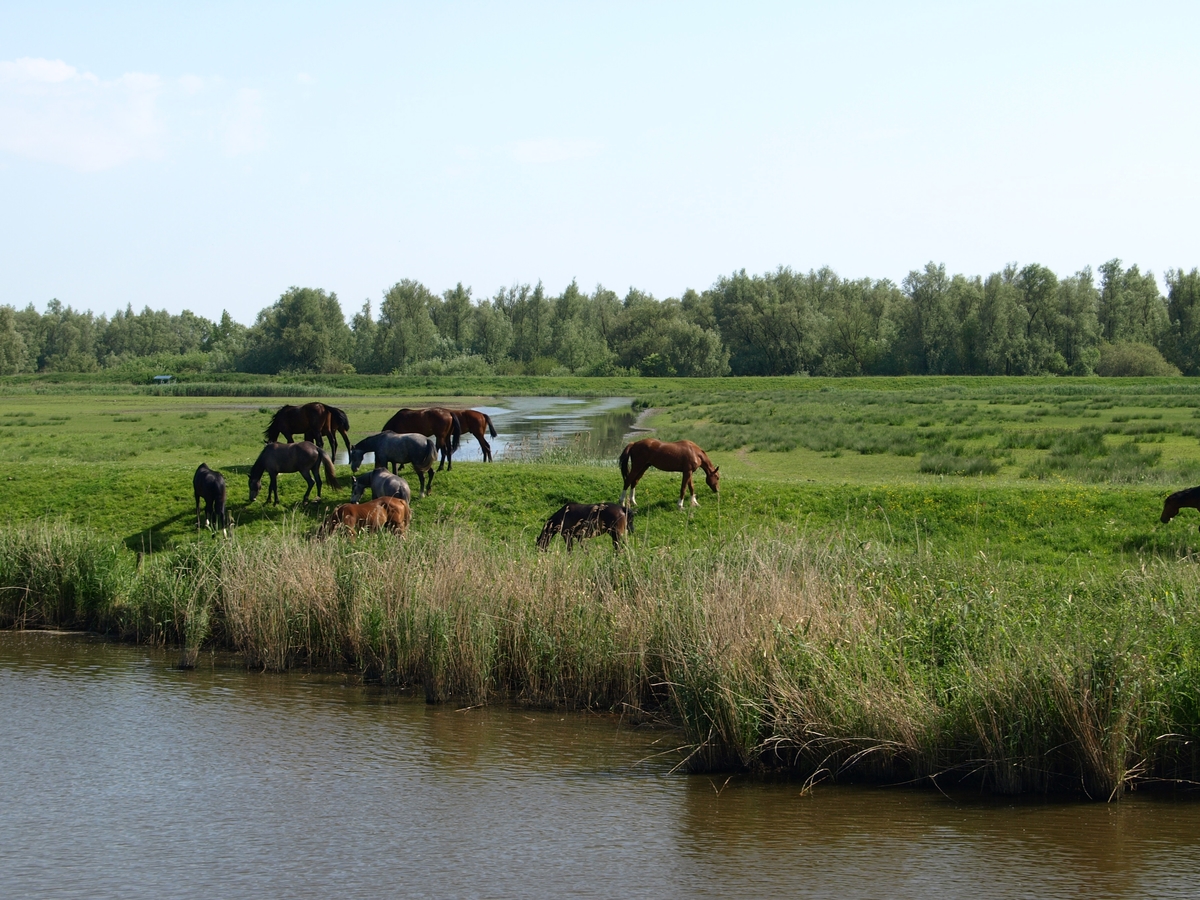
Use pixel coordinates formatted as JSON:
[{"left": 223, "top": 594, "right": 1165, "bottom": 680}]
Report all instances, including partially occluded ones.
[{"left": 1, "top": 1, "right": 1198, "bottom": 325}]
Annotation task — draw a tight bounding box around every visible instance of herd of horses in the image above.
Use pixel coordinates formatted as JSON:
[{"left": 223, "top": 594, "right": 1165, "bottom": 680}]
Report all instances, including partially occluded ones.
[
  {"left": 193, "top": 401, "right": 723, "bottom": 547},
  {"left": 194, "top": 399, "right": 1200, "bottom": 548}
]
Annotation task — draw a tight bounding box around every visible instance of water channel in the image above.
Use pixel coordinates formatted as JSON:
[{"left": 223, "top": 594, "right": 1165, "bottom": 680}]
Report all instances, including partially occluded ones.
[
  {"left": 3, "top": 632, "right": 1199, "bottom": 899},
  {"left": 336, "top": 396, "right": 639, "bottom": 466}
]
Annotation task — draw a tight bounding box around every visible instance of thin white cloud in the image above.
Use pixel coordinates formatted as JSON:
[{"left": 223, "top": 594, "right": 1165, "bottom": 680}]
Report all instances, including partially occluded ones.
[
  {"left": 0, "top": 57, "right": 270, "bottom": 170},
  {"left": 0, "top": 57, "right": 163, "bottom": 171},
  {"left": 509, "top": 138, "right": 601, "bottom": 164}
]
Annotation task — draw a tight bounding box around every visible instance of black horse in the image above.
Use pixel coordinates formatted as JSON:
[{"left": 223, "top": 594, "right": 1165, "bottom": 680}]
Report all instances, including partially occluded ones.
[
  {"left": 193, "top": 463, "right": 229, "bottom": 534},
  {"left": 537, "top": 503, "right": 635, "bottom": 551},
  {"left": 1162, "top": 485, "right": 1200, "bottom": 527},
  {"left": 249, "top": 441, "right": 339, "bottom": 505}
]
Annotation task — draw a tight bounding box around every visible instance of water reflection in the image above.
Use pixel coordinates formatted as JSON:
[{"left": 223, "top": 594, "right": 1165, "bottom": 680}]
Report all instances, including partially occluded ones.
[
  {"left": 3, "top": 632, "right": 1199, "bottom": 900},
  {"left": 335, "top": 397, "right": 637, "bottom": 466}
]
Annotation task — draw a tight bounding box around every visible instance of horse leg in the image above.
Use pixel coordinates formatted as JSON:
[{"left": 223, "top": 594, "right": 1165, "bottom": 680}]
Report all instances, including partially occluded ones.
[
  {"left": 300, "top": 468, "right": 316, "bottom": 503},
  {"left": 480, "top": 437, "right": 492, "bottom": 463},
  {"left": 436, "top": 438, "right": 446, "bottom": 472},
  {"left": 196, "top": 494, "right": 203, "bottom": 531},
  {"left": 269, "top": 473, "right": 279, "bottom": 505},
  {"left": 624, "top": 461, "right": 650, "bottom": 506}
]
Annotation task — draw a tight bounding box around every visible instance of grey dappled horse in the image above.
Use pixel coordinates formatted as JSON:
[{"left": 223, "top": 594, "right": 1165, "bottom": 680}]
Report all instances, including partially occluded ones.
[
  {"left": 349, "top": 431, "right": 438, "bottom": 496},
  {"left": 350, "top": 467, "right": 413, "bottom": 504}
]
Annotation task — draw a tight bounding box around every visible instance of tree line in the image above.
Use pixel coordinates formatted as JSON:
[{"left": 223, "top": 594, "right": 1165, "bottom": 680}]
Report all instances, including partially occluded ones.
[{"left": 2, "top": 260, "right": 1198, "bottom": 377}]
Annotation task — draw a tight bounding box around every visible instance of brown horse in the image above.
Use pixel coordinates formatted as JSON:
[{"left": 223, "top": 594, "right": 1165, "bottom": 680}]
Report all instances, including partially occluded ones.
[
  {"left": 537, "top": 502, "right": 634, "bottom": 551},
  {"left": 1161, "top": 485, "right": 1200, "bottom": 526},
  {"left": 381, "top": 407, "right": 462, "bottom": 470},
  {"left": 265, "top": 402, "right": 352, "bottom": 456},
  {"left": 249, "top": 441, "right": 339, "bottom": 505},
  {"left": 619, "top": 438, "right": 720, "bottom": 509},
  {"left": 319, "top": 496, "right": 411, "bottom": 538},
  {"left": 446, "top": 408, "right": 498, "bottom": 462}
]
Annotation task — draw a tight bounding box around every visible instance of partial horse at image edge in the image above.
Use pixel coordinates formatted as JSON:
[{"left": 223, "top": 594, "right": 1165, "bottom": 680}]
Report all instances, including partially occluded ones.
[
  {"left": 1161, "top": 485, "right": 1200, "bottom": 526},
  {"left": 619, "top": 438, "right": 719, "bottom": 509}
]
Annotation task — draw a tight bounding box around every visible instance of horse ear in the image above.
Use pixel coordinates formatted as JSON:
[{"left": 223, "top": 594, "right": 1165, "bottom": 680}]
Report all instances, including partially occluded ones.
[{"left": 714, "top": 466, "right": 719, "bottom": 473}]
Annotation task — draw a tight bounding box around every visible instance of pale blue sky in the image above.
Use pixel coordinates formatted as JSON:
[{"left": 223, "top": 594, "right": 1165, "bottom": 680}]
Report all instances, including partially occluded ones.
[{"left": 2, "top": 1, "right": 1197, "bottom": 324}]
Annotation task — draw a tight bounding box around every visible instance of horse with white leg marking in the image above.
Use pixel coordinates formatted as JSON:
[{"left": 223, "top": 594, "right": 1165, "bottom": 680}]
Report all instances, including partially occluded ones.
[
  {"left": 618, "top": 438, "right": 719, "bottom": 509},
  {"left": 349, "top": 431, "right": 438, "bottom": 496},
  {"left": 193, "top": 463, "right": 229, "bottom": 534}
]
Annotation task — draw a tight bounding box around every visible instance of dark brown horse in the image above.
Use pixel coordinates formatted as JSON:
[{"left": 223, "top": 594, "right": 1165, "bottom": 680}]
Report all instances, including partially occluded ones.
[
  {"left": 619, "top": 438, "right": 720, "bottom": 509},
  {"left": 537, "top": 502, "right": 635, "bottom": 551},
  {"left": 249, "top": 441, "right": 339, "bottom": 505},
  {"left": 381, "top": 407, "right": 462, "bottom": 470},
  {"left": 1161, "top": 485, "right": 1200, "bottom": 526},
  {"left": 265, "top": 402, "right": 352, "bottom": 456},
  {"left": 319, "top": 496, "right": 411, "bottom": 538},
  {"left": 446, "top": 408, "right": 498, "bottom": 462},
  {"left": 193, "top": 463, "right": 228, "bottom": 534}
]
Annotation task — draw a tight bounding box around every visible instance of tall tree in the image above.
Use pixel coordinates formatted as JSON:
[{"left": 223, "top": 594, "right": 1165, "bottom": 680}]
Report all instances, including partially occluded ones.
[
  {"left": 374, "top": 280, "right": 439, "bottom": 373},
  {"left": 1165, "top": 268, "right": 1200, "bottom": 376},
  {"left": 241, "top": 287, "right": 351, "bottom": 374}
]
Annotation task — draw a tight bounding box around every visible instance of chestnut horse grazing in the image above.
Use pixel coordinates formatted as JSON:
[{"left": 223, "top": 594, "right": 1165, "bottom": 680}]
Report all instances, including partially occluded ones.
[
  {"left": 381, "top": 407, "right": 462, "bottom": 470},
  {"left": 1161, "top": 485, "right": 1200, "bottom": 526},
  {"left": 193, "top": 463, "right": 229, "bottom": 534},
  {"left": 446, "top": 408, "right": 498, "bottom": 462},
  {"left": 249, "top": 441, "right": 339, "bottom": 505},
  {"left": 537, "top": 502, "right": 634, "bottom": 551},
  {"left": 619, "top": 439, "right": 719, "bottom": 509},
  {"left": 319, "top": 496, "right": 411, "bottom": 538},
  {"left": 265, "top": 402, "right": 352, "bottom": 455}
]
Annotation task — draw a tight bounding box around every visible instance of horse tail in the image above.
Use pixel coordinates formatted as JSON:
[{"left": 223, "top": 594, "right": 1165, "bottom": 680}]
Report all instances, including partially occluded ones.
[
  {"left": 329, "top": 405, "right": 350, "bottom": 432},
  {"left": 485, "top": 414, "right": 497, "bottom": 438},
  {"left": 619, "top": 443, "right": 631, "bottom": 483},
  {"left": 320, "top": 449, "right": 340, "bottom": 490},
  {"left": 450, "top": 412, "right": 461, "bottom": 451}
]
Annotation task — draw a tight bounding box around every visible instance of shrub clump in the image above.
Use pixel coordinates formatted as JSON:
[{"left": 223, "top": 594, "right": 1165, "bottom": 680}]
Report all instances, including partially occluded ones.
[{"left": 1095, "top": 343, "right": 1181, "bottom": 377}]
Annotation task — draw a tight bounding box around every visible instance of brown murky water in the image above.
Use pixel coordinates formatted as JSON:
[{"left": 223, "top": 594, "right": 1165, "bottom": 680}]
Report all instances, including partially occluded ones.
[{"left": 2, "top": 631, "right": 1199, "bottom": 899}]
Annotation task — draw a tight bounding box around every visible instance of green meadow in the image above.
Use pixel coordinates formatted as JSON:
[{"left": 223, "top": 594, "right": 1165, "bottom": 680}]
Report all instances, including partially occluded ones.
[
  {"left": 3, "top": 374, "right": 1200, "bottom": 795},
  {"left": 0, "top": 374, "right": 1197, "bottom": 563}
]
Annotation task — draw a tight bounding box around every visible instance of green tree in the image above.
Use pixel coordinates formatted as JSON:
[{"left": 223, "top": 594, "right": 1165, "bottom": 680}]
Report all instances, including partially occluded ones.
[
  {"left": 349, "top": 300, "right": 378, "bottom": 373},
  {"left": 240, "top": 287, "right": 351, "bottom": 374},
  {"left": 1165, "top": 268, "right": 1200, "bottom": 375},
  {"left": 432, "top": 283, "right": 474, "bottom": 352},
  {"left": 1097, "top": 260, "right": 1168, "bottom": 345},
  {"left": 470, "top": 300, "right": 513, "bottom": 365},
  {"left": 0, "top": 306, "right": 30, "bottom": 374},
  {"left": 709, "top": 268, "right": 823, "bottom": 375},
  {"left": 374, "top": 280, "right": 439, "bottom": 372}
]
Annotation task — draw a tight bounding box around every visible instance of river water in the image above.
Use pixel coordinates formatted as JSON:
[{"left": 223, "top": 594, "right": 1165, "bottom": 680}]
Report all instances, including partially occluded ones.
[
  {"left": 3, "top": 632, "right": 1199, "bottom": 899},
  {"left": 338, "top": 397, "right": 638, "bottom": 466}
]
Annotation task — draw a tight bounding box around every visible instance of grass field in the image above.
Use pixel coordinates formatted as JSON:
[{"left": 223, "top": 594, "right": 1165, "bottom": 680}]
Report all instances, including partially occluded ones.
[{"left": 3, "top": 374, "right": 1200, "bottom": 795}]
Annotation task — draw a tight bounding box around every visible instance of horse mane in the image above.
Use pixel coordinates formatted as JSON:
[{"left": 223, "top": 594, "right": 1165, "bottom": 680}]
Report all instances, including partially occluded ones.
[{"left": 249, "top": 448, "right": 267, "bottom": 482}]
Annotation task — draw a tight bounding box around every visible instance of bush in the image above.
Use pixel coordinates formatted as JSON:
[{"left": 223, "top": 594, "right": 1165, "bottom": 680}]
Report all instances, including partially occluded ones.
[{"left": 1095, "top": 343, "right": 1181, "bottom": 377}]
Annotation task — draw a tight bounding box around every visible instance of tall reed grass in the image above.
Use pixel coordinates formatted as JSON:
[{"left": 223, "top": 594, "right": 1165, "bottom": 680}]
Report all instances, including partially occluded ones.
[{"left": 2, "top": 521, "right": 1199, "bottom": 797}]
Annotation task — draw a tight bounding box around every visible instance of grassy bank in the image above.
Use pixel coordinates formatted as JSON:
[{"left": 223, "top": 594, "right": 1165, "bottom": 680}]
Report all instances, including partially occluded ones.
[
  {"left": 3, "top": 374, "right": 1200, "bottom": 797},
  {"left": 3, "top": 521, "right": 1200, "bottom": 798}
]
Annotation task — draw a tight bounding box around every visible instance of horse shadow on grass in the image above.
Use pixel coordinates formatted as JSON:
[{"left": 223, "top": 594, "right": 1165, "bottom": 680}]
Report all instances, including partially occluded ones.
[{"left": 124, "top": 510, "right": 193, "bottom": 553}]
